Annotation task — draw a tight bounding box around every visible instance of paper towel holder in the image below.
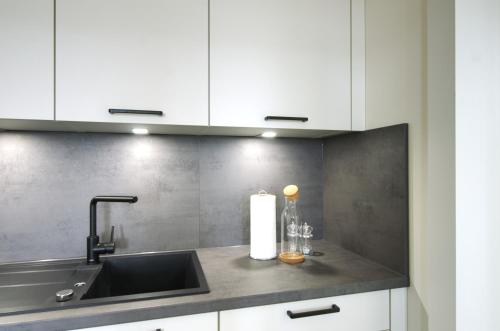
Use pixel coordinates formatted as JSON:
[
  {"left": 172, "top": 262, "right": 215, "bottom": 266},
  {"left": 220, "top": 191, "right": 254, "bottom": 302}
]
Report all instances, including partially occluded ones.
[{"left": 249, "top": 189, "right": 277, "bottom": 261}]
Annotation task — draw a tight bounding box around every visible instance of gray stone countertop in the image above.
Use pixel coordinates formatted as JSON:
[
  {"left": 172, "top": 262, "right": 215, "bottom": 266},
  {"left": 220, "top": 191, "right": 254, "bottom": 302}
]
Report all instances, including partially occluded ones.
[{"left": 0, "top": 241, "right": 408, "bottom": 331}]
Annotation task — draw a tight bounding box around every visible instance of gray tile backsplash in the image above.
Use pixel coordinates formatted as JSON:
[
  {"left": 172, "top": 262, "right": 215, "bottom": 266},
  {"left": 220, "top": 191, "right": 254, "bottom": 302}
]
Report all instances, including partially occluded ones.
[
  {"left": 199, "top": 137, "right": 323, "bottom": 247},
  {"left": 0, "top": 132, "right": 323, "bottom": 263},
  {"left": 323, "top": 124, "right": 409, "bottom": 276}
]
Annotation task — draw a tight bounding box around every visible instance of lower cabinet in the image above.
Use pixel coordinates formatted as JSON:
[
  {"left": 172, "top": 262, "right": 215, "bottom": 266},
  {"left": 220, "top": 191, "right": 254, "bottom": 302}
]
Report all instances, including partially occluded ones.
[
  {"left": 70, "top": 290, "right": 399, "bottom": 331},
  {"left": 72, "top": 312, "right": 217, "bottom": 331},
  {"left": 220, "top": 290, "right": 390, "bottom": 331}
]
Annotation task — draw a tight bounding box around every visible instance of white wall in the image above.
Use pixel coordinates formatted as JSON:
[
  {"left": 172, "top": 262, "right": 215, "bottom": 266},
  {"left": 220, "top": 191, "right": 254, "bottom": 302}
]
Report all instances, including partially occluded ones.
[
  {"left": 365, "top": 0, "right": 455, "bottom": 330},
  {"left": 364, "top": 1, "right": 427, "bottom": 328},
  {"left": 426, "top": 0, "right": 455, "bottom": 330},
  {"left": 456, "top": 1, "right": 500, "bottom": 330}
]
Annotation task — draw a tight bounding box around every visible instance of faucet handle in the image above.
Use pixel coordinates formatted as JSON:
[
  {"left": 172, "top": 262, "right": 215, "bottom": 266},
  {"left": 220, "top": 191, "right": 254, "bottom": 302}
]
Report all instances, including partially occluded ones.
[
  {"left": 109, "top": 225, "right": 115, "bottom": 243},
  {"left": 95, "top": 226, "right": 116, "bottom": 254}
]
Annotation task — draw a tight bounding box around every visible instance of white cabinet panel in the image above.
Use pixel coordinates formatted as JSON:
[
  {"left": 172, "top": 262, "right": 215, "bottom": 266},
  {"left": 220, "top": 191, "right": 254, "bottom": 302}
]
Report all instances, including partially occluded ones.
[
  {"left": 71, "top": 312, "right": 217, "bottom": 331},
  {"left": 56, "top": 0, "right": 208, "bottom": 126},
  {"left": 0, "top": 0, "right": 54, "bottom": 120},
  {"left": 351, "top": 0, "right": 366, "bottom": 131},
  {"left": 390, "top": 288, "right": 407, "bottom": 331},
  {"left": 210, "top": 0, "right": 351, "bottom": 130},
  {"left": 220, "top": 290, "right": 390, "bottom": 331}
]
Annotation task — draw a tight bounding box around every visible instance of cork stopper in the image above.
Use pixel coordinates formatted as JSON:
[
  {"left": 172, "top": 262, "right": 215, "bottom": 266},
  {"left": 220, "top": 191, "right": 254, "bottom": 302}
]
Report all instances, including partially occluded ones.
[{"left": 283, "top": 185, "right": 299, "bottom": 201}]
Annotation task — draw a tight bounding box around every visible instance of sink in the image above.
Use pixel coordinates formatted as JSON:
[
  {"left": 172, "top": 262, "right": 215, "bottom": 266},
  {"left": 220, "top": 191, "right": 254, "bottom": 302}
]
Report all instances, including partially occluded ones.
[
  {"left": 0, "top": 260, "right": 100, "bottom": 315},
  {"left": 0, "top": 250, "right": 209, "bottom": 316},
  {"left": 82, "top": 251, "right": 209, "bottom": 302}
]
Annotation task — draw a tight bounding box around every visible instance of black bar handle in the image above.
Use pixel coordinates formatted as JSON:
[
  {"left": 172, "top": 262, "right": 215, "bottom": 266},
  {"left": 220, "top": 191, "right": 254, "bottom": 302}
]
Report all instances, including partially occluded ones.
[
  {"left": 109, "top": 109, "right": 163, "bottom": 116},
  {"left": 286, "top": 304, "right": 340, "bottom": 319},
  {"left": 265, "top": 116, "right": 308, "bottom": 122}
]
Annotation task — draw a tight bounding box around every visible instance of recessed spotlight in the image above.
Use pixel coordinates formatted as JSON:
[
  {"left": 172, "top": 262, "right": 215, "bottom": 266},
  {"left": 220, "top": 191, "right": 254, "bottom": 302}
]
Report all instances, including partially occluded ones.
[
  {"left": 261, "top": 131, "right": 277, "bottom": 138},
  {"left": 132, "top": 128, "right": 149, "bottom": 135}
]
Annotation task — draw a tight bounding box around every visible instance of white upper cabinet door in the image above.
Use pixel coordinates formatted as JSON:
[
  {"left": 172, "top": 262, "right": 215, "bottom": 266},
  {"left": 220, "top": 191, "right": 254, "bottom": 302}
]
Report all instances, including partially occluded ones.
[
  {"left": 210, "top": 0, "right": 351, "bottom": 130},
  {"left": 56, "top": 0, "right": 209, "bottom": 125},
  {"left": 0, "top": 0, "right": 54, "bottom": 120}
]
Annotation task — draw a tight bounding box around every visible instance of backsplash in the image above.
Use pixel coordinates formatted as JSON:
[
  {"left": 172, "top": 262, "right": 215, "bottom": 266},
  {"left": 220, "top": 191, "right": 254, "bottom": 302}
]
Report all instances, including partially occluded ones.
[
  {"left": 0, "top": 132, "right": 323, "bottom": 263},
  {"left": 323, "top": 124, "right": 409, "bottom": 276}
]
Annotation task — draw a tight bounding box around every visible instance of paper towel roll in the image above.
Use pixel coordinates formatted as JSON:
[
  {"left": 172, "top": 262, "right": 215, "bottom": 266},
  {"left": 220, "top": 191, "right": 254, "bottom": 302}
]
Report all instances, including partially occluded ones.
[{"left": 250, "top": 191, "right": 277, "bottom": 260}]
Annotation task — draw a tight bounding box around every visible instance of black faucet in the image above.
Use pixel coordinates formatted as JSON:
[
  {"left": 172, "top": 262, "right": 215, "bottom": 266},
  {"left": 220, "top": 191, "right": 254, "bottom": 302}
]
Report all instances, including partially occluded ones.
[{"left": 87, "top": 196, "right": 138, "bottom": 264}]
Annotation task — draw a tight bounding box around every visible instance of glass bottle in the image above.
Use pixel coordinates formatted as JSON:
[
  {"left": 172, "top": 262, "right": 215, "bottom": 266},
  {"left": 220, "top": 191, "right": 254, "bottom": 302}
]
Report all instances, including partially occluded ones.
[
  {"left": 279, "top": 185, "right": 305, "bottom": 264},
  {"left": 301, "top": 222, "right": 314, "bottom": 255}
]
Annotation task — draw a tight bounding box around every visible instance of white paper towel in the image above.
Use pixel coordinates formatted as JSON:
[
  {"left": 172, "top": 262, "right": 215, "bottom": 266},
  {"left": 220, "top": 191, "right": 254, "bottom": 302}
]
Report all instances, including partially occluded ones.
[{"left": 250, "top": 191, "right": 277, "bottom": 260}]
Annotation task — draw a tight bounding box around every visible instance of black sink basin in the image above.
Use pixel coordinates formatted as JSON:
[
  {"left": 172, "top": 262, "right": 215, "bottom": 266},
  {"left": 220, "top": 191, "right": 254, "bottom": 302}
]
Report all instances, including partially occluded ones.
[
  {"left": 0, "top": 250, "right": 209, "bottom": 316},
  {"left": 82, "top": 251, "right": 209, "bottom": 302}
]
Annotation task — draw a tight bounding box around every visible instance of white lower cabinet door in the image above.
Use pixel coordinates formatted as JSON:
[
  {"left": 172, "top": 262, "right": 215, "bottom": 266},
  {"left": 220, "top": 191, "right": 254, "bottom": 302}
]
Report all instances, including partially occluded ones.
[
  {"left": 70, "top": 312, "right": 217, "bottom": 331},
  {"left": 220, "top": 290, "right": 390, "bottom": 331}
]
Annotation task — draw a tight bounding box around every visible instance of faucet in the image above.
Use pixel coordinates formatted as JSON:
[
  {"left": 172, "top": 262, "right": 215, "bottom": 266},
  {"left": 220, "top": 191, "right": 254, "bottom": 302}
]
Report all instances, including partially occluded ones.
[{"left": 87, "top": 196, "right": 138, "bottom": 264}]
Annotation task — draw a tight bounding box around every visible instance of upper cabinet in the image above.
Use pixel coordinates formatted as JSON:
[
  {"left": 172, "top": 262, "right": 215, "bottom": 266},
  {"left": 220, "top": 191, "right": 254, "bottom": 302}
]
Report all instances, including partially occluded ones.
[
  {"left": 55, "top": 0, "right": 209, "bottom": 126},
  {"left": 209, "top": 0, "right": 352, "bottom": 130},
  {"left": 0, "top": 0, "right": 54, "bottom": 120},
  {"left": 1, "top": 0, "right": 363, "bottom": 134}
]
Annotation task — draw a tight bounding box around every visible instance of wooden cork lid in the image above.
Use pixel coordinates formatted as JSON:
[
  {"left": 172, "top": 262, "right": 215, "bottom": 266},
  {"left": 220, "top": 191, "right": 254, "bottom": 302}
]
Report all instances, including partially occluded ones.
[{"left": 283, "top": 185, "right": 299, "bottom": 201}]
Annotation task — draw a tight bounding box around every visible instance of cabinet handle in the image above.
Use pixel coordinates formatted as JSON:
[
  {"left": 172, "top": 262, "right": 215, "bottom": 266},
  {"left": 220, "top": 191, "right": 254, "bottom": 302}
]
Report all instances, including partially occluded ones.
[
  {"left": 109, "top": 109, "right": 164, "bottom": 116},
  {"left": 264, "top": 116, "right": 308, "bottom": 122},
  {"left": 286, "top": 304, "right": 340, "bottom": 319}
]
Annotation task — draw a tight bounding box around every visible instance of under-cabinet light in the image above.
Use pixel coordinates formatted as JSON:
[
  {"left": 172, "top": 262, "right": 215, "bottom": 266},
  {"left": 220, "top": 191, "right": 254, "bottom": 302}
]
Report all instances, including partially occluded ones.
[
  {"left": 132, "top": 128, "right": 149, "bottom": 135},
  {"left": 261, "top": 131, "right": 277, "bottom": 138}
]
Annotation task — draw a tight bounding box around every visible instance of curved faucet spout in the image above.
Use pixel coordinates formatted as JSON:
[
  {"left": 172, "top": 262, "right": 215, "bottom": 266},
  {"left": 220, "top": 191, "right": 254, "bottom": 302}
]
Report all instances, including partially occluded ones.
[
  {"left": 87, "top": 195, "right": 138, "bottom": 264},
  {"left": 91, "top": 196, "right": 138, "bottom": 205}
]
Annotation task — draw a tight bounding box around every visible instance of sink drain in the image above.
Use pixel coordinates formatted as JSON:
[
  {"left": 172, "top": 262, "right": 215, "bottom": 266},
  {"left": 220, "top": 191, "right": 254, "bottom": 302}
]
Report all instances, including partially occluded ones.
[
  {"left": 74, "top": 282, "right": 86, "bottom": 287},
  {"left": 56, "top": 289, "right": 74, "bottom": 302}
]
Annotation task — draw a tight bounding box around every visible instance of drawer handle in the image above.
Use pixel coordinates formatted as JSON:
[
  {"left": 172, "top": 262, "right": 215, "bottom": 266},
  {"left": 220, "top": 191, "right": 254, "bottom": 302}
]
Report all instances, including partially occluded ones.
[
  {"left": 286, "top": 304, "right": 340, "bottom": 319},
  {"left": 109, "top": 109, "right": 164, "bottom": 116},
  {"left": 264, "top": 116, "right": 308, "bottom": 122}
]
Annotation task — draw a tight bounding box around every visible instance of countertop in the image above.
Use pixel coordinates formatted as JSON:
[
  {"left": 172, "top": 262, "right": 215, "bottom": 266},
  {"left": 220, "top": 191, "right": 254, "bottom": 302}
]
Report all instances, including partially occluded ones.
[{"left": 0, "top": 241, "right": 408, "bottom": 331}]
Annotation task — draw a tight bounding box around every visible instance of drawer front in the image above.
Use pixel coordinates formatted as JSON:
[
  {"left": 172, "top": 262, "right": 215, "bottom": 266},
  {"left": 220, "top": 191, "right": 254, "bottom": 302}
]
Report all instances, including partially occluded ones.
[
  {"left": 220, "top": 290, "right": 389, "bottom": 331},
  {"left": 71, "top": 312, "right": 217, "bottom": 331}
]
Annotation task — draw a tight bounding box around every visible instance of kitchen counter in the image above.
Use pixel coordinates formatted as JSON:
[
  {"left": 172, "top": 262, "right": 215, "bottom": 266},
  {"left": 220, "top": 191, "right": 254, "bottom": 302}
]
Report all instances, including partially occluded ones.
[{"left": 0, "top": 241, "right": 408, "bottom": 330}]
